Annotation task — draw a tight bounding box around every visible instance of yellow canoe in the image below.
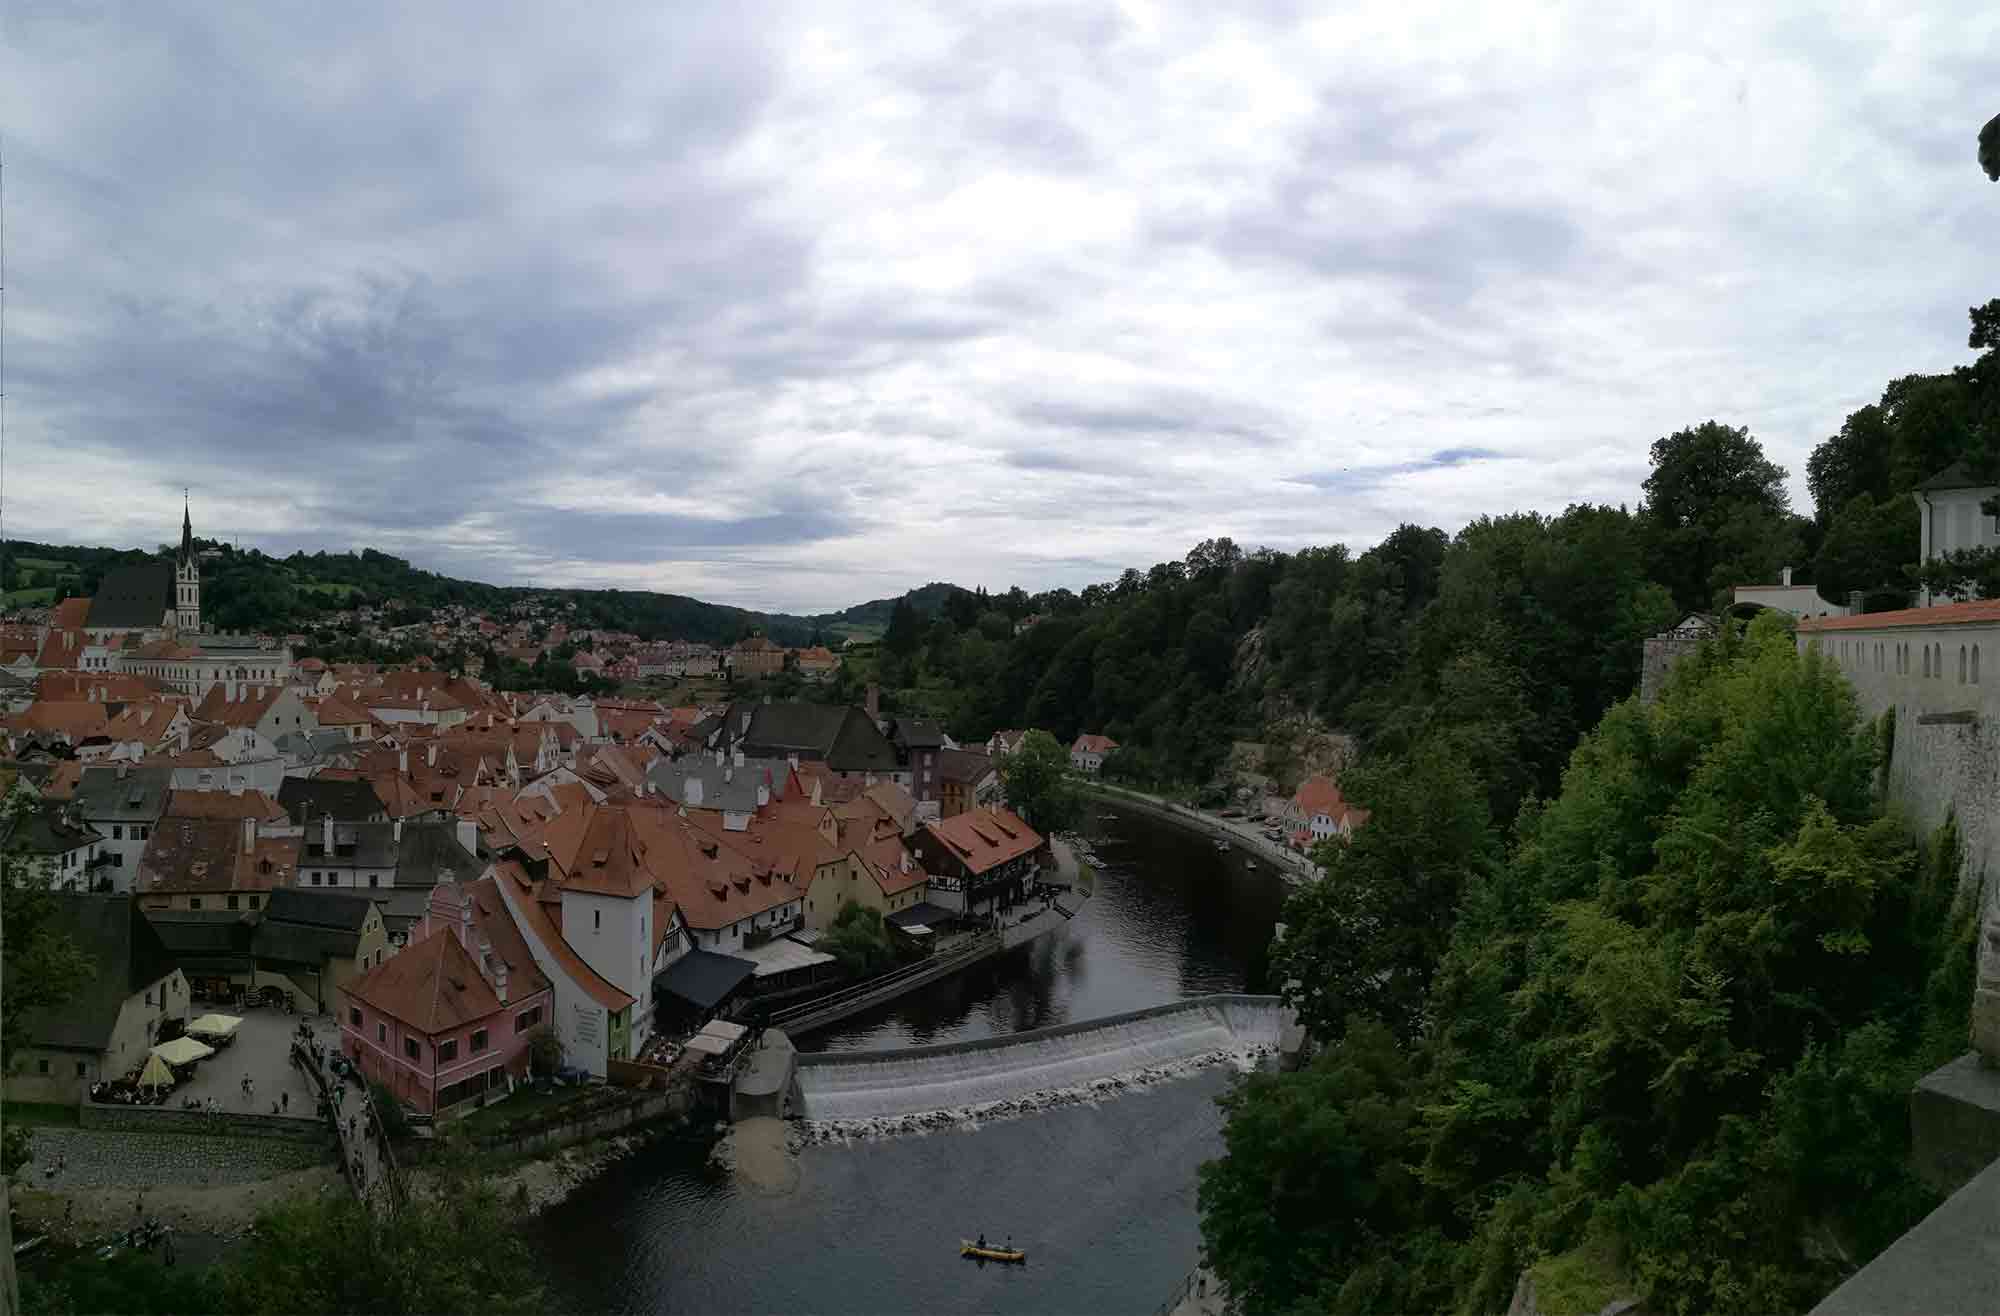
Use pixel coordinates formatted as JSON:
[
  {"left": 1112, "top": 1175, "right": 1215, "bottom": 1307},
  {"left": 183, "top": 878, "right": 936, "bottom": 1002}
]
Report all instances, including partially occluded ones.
[{"left": 961, "top": 1241, "right": 1027, "bottom": 1264}]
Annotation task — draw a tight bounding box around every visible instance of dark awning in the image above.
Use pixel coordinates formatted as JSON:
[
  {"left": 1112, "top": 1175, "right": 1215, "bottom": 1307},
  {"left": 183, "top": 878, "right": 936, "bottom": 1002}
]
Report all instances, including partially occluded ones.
[
  {"left": 888, "top": 901, "right": 958, "bottom": 930},
  {"left": 653, "top": 949, "right": 757, "bottom": 1011}
]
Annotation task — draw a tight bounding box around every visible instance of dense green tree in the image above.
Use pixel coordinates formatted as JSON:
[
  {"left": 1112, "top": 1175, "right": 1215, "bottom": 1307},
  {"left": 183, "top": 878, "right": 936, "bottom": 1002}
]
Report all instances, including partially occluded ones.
[
  {"left": 1204, "top": 613, "right": 1974, "bottom": 1315},
  {"left": 822, "top": 901, "right": 899, "bottom": 977},
  {"left": 213, "top": 1138, "right": 544, "bottom": 1315},
  {"left": 997, "top": 730, "right": 1079, "bottom": 834},
  {"left": 1271, "top": 742, "right": 1495, "bottom": 1043},
  {"left": 1196, "top": 1019, "right": 1429, "bottom": 1315},
  {"left": 1640, "top": 421, "right": 1797, "bottom": 610},
  {"left": 1812, "top": 492, "right": 1918, "bottom": 605}
]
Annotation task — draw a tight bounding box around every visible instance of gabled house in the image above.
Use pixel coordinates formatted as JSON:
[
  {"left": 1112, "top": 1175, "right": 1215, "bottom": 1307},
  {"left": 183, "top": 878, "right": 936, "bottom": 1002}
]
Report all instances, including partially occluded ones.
[
  {"left": 339, "top": 877, "right": 553, "bottom": 1116},
  {"left": 4, "top": 895, "right": 188, "bottom": 1103},
  {"left": 1, "top": 801, "right": 108, "bottom": 892},
  {"left": 1284, "top": 775, "right": 1369, "bottom": 847},
  {"left": 135, "top": 815, "right": 299, "bottom": 914},
  {"left": 1069, "top": 733, "right": 1119, "bottom": 774},
  {"left": 73, "top": 764, "right": 173, "bottom": 890},
  {"left": 193, "top": 682, "right": 319, "bottom": 744},
  {"left": 912, "top": 806, "right": 1048, "bottom": 918}
]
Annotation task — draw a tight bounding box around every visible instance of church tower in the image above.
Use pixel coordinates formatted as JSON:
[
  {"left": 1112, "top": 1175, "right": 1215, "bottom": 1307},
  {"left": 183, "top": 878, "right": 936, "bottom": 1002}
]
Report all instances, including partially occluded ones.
[{"left": 175, "top": 496, "right": 201, "bottom": 634}]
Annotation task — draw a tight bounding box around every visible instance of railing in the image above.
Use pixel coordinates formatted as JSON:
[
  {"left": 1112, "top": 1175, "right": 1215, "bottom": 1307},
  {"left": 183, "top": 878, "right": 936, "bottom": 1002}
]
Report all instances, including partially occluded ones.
[{"left": 767, "top": 932, "right": 1001, "bottom": 1031}]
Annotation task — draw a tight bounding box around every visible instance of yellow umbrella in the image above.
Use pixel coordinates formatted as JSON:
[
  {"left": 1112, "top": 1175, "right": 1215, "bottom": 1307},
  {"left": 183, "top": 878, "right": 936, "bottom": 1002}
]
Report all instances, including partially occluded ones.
[
  {"left": 137, "top": 1053, "right": 175, "bottom": 1089},
  {"left": 151, "top": 1035, "right": 215, "bottom": 1066}
]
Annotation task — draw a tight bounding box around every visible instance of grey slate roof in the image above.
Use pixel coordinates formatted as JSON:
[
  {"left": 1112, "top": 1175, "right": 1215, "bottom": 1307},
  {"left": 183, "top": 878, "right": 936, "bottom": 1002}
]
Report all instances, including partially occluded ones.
[
  {"left": 935, "top": 748, "right": 995, "bottom": 785},
  {"left": 145, "top": 909, "right": 257, "bottom": 975},
  {"left": 88, "top": 563, "right": 176, "bottom": 630},
  {"left": 74, "top": 765, "right": 173, "bottom": 824},
  {"left": 303, "top": 819, "right": 399, "bottom": 870},
  {"left": 280, "top": 776, "right": 388, "bottom": 826},
  {"left": 0, "top": 803, "right": 102, "bottom": 857},
  {"left": 30, "top": 896, "right": 181, "bottom": 1052},
  {"left": 263, "top": 886, "right": 375, "bottom": 931},
  {"left": 734, "top": 702, "right": 899, "bottom": 772},
  {"left": 1915, "top": 461, "right": 1991, "bottom": 492},
  {"left": 893, "top": 718, "right": 945, "bottom": 750},
  {"left": 394, "top": 821, "right": 481, "bottom": 887},
  {"left": 646, "top": 760, "right": 765, "bottom": 814}
]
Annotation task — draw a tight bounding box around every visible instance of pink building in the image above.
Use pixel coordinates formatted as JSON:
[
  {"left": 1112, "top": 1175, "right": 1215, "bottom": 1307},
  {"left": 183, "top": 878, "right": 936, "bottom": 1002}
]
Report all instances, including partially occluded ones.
[{"left": 338, "top": 877, "right": 553, "bottom": 1115}]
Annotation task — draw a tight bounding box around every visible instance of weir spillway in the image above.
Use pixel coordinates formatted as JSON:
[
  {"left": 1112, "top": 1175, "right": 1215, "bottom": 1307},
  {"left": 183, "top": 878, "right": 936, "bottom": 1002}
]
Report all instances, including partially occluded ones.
[{"left": 792, "top": 994, "right": 1285, "bottom": 1125}]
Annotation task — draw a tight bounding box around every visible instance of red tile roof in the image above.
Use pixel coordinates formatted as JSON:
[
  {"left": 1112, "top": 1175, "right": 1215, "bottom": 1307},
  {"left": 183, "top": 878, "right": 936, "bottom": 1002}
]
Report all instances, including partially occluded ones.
[
  {"left": 921, "top": 806, "right": 1043, "bottom": 877},
  {"left": 1797, "top": 600, "right": 2000, "bottom": 632},
  {"left": 343, "top": 917, "right": 503, "bottom": 1034},
  {"left": 1072, "top": 733, "right": 1118, "bottom": 754}
]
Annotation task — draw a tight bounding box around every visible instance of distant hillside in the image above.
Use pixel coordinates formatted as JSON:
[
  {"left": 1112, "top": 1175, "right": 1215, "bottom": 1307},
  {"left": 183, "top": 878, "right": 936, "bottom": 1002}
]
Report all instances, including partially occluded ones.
[
  {"left": 0, "top": 537, "right": 971, "bottom": 648},
  {"left": 804, "top": 581, "right": 968, "bottom": 641}
]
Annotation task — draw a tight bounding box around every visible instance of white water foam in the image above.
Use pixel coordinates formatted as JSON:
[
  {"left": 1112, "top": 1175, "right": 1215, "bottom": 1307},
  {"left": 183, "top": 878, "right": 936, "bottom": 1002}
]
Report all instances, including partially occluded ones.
[{"left": 792, "top": 998, "right": 1281, "bottom": 1141}]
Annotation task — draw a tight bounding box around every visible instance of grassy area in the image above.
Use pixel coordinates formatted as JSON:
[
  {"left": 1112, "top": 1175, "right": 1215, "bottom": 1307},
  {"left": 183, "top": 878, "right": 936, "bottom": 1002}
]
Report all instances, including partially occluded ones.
[
  {"left": 3, "top": 1101, "right": 80, "bottom": 1128},
  {"left": 449, "top": 1084, "right": 588, "bottom": 1136},
  {"left": 3, "top": 587, "right": 58, "bottom": 607},
  {"left": 14, "top": 557, "right": 78, "bottom": 572},
  {"left": 298, "top": 580, "right": 359, "bottom": 600}
]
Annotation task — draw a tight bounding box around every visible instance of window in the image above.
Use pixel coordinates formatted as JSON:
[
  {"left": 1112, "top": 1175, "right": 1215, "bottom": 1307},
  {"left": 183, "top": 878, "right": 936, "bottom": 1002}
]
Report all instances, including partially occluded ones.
[
  {"left": 227, "top": 894, "right": 239, "bottom": 910},
  {"left": 145, "top": 989, "right": 154, "bottom": 1006},
  {"left": 404, "top": 1037, "right": 421, "bottom": 1060},
  {"left": 1976, "top": 647, "right": 1983, "bottom": 685},
  {"left": 471, "top": 1028, "right": 489, "bottom": 1054},
  {"left": 350, "top": 1007, "right": 362, "bottom": 1026},
  {"left": 76, "top": 1061, "right": 87, "bottom": 1077},
  {"left": 37, "top": 1059, "right": 49, "bottom": 1074},
  {"left": 369, "top": 875, "right": 380, "bottom": 888},
  {"left": 1924, "top": 647, "right": 1932, "bottom": 678},
  {"left": 377, "top": 1022, "right": 386, "bottom": 1044},
  {"left": 515, "top": 1006, "right": 542, "bottom": 1033},
  {"left": 311, "top": 873, "right": 321, "bottom": 886},
  {"left": 189, "top": 897, "right": 202, "bottom": 910},
  {"left": 112, "top": 824, "right": 124, "bottom": 840},
  {"left": 593, "top": 909, "right": 601, "bottom": 931},
  {"left": 135, "top": 825, "right": 147, "bottom": 840},
  {"left": 1962, "top": 647, "right": 1969, "bottom": 684},
  {"left": 437, "top": 1038, "right": 458, "bottom": 1062},
  {"left": 249, "top": 895, "right": 260, "bottom": 910}
]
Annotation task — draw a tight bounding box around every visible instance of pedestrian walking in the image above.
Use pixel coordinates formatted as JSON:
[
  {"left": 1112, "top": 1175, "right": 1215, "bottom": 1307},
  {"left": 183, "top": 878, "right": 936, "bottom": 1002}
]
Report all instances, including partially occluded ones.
[{"left": 281, "top": 1090, "right": 289, "bottom": 1112}]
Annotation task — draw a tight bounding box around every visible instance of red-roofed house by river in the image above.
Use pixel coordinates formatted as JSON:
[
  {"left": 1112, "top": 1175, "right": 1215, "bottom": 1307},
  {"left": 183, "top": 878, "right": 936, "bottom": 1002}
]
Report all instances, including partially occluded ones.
[
  {"left": 338, "top": 877, "right": 552, "bottom": 1115},
  {"left": 912, "top": 806, "right": 1048, "bottom": 919}
]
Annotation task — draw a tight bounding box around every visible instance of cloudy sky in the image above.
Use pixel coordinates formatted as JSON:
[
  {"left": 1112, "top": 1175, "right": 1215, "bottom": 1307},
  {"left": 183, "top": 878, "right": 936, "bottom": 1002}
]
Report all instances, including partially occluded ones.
[{"left": 3, "top": 2, "right": 1995, "bottom": 613}]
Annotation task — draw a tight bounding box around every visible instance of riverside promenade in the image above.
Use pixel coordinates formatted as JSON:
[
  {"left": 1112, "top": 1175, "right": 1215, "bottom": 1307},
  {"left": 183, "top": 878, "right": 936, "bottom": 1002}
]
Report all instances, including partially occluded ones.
[{"left": 1080, "top": 781, "right": 1319, "bottom": 882}]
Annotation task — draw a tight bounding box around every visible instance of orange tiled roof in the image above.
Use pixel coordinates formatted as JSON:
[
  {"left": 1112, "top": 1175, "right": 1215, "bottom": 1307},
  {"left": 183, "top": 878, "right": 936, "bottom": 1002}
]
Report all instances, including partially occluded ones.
[
  {"left": 1797, "top": 600, "right": 2000, "bottom": 632},
  {"left": 921, "top": 806, "right": 1043, "bottom": 877}
]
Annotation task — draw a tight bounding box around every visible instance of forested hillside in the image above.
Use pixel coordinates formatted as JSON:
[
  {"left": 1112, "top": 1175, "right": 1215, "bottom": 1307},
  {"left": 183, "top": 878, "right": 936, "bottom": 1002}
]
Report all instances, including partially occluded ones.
[
  {"left": 1808, "top": 297, "right": 2000, "bottom": 602},
  {"left": 1173, "top": 303, "right": 2000, "bottom": 1315}
]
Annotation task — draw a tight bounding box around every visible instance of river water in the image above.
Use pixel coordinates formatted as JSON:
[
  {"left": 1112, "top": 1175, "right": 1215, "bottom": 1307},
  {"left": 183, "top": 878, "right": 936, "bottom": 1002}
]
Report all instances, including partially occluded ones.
[{"left": 533, "top": 804, "right": 1290, "bottom": 1314}]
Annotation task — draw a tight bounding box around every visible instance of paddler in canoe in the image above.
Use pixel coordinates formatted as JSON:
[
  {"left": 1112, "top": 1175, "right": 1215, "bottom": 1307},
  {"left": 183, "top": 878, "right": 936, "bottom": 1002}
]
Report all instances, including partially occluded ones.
[{"left": 962, "top": 1232, "right": 1027, "bottom": 1264}]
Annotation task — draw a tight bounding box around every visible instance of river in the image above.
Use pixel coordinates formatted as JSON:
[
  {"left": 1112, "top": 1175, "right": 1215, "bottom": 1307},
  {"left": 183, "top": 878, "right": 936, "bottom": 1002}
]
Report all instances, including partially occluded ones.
[{"left": 533, "top": 803, "right": 1291, "bottom": 1314}]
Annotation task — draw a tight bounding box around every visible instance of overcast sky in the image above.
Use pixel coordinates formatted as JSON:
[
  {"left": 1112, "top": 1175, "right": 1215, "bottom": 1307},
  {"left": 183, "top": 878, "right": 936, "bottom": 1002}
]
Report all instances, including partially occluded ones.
[{"left": 3, "top": 2, "right": 1995, "bottom": 613}]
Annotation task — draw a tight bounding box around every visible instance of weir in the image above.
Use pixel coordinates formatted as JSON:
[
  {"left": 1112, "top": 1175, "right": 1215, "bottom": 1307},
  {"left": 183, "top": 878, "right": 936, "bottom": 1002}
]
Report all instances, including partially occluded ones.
[{"left": 793, "top": 993, "right": 1283, "bottom": 1122}]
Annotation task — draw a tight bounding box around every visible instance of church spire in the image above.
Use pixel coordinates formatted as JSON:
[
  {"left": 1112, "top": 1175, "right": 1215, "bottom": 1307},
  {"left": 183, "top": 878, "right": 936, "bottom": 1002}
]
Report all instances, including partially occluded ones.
[{"left": 180, "top": 490, "right": 193, "bottom": 566}]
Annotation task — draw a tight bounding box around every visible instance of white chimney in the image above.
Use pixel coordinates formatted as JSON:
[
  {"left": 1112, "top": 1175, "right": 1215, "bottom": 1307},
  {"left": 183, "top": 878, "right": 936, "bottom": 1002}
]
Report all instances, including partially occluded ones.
[
  {"left": 457, "top": 886, "right": 472, "bottom": 950},
  {"left": 393, "top": 817, "right": 404, "bottom": 843},
  {"left": 757, "top": 782, "right": 769, "bottom": 807},
  {"left": 810, "top": 777, "right": 822, "bottom": 807},
  {"left": 398, "top": 749, "right": 408, "bottom": 774},
  {"left": 455, "top": 818, "right": 478, "bottom": 855},
  {"left": 494, "top": 961, "right": 509, "bottom": 1004},
  {"left": 686, "top": 776, "right": 703, "bottom": 807},
  {"left": 241, "top": 815, "right": 256, "bottom": 853},
  {"left": 787, "top": 752, "right": 799, "bottom": 770},
  {"left": 427, "top": 743, "right": 437, "bottom": 767},
  {"left": 732, "top": 748, "right": 744, "bottom": 769},
  {"left": 323, "top": 813, "right": 334, "bottom": 853}
]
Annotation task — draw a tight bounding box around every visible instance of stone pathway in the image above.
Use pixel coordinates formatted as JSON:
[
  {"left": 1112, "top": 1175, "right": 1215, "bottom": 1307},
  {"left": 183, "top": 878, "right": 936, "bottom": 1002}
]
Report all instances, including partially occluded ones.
[{"left": 21, "top": 1127, "right": 326, "bottom": 1191}]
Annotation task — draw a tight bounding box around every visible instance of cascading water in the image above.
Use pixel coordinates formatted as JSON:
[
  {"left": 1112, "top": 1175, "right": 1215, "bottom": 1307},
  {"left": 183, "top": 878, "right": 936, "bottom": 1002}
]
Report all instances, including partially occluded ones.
[{"left": 793, "top": 994, "right": 1282, "bottom": 1128}]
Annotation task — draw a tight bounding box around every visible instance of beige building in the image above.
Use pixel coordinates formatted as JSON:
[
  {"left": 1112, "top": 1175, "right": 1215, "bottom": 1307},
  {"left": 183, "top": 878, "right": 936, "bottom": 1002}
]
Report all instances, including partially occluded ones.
[{"left": 4, "top": 895, "right": 188, "bottom": 1103}]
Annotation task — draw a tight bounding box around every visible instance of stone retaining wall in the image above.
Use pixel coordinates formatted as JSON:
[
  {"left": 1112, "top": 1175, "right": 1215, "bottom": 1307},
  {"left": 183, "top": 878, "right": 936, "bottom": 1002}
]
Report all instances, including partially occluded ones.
[
  {"left": 462, "top": 1084, "right": 696, "bottom": 1160},
  {"left": 78, "top": 1099, "right": 333, "bottom": 1144}
]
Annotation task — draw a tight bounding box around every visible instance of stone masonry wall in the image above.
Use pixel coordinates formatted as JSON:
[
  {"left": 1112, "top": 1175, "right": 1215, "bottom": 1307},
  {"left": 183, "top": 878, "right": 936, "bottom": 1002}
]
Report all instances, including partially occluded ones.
[{"left": 1640, "top": 633, "right": 1706, "bottom": 705}]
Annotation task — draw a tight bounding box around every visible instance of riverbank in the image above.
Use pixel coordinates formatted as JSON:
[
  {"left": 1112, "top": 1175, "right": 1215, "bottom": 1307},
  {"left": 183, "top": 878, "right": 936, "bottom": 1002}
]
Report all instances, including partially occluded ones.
[
  {"left": 9, "top": 1161, "right": 346, "bottom": 1241},
  {"left": 1078, "top": 781, "right": 1318, "bottom": 881}
]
